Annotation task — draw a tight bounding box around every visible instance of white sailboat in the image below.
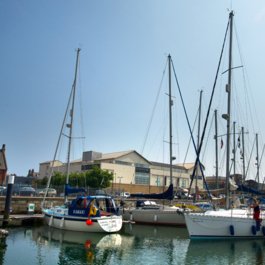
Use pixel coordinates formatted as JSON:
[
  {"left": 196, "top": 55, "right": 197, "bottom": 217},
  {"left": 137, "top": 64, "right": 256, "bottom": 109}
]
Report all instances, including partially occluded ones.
[
  {"left": 42, "top": 49, "right": 123, "bottom": 233},
  {"left": 184, "top": 11, "right": 265, "bottom": 239},
  {"left": 122, "top": 55, "right": 187, "bottom": 226}
]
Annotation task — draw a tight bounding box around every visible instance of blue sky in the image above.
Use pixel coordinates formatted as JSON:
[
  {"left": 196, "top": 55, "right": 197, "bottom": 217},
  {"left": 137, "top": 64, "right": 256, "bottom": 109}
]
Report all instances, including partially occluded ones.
[{"left": 1, "top": 1, "right": 265, "bottom": 181}]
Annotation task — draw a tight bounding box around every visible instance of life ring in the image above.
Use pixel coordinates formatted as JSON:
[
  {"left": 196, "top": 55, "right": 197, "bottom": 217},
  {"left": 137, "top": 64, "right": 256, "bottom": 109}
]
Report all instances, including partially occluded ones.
[{"left": 89, "top": 205, "right": 97, "bottom": 216}]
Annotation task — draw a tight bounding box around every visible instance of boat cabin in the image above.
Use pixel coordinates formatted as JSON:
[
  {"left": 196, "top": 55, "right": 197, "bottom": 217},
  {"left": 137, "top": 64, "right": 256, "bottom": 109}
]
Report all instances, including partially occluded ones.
[{"left": 68, "top": 195, "right": 119, "bottom": 217}]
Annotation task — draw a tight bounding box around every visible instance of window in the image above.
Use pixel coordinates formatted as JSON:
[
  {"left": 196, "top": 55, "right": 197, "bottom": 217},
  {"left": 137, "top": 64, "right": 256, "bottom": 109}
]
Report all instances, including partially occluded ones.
[
  {"left": 135, "top": 172, "right": 150, "bottom": 185},
  {"left": 180, "top": 178, "right": 188, "bottom": 188}
]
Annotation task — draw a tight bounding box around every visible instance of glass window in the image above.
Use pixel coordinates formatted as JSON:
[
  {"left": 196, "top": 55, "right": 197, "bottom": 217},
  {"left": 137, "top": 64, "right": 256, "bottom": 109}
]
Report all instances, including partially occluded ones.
[{"left": 135, "top": 172, "right": 150, "bottom": 185}]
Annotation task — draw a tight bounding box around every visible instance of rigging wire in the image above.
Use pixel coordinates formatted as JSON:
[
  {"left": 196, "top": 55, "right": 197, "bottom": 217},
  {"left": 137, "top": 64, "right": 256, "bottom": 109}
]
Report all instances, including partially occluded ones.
[
  {"left": 141, "top": 60, "right": 167, "bottom": 154},
  {"left": 184, "top": 16, "right": 230, "bottom": 196},
  {"left": 245, "top": 137, "right": 255, "bottom": 179},
  {"left": 182, "top": 108, "right": 198, "bottom": 165},
  {"left": 77, "top": 56, "right": 86, "bottom": 152},
  {"left": 234, "top": 21, "right": 264, "bottom": 179}
]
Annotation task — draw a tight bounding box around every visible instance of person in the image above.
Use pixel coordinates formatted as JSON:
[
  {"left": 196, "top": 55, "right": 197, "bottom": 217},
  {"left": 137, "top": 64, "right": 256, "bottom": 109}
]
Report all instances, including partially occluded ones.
[{"left": 251, "top": 198, "right": 261, "bottom": 230}]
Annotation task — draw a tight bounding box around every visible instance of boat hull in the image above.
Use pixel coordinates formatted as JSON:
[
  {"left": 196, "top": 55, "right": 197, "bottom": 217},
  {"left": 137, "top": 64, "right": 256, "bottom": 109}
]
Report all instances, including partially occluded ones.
[
  {"left": 184, "top": 209, "right": 265, "bottom": 239},
  {"left": 43, "top": 210, "right": 123, "bottom": 233},
  {"left": 123, "top": 208, "right": 185, "bottom": 226}
]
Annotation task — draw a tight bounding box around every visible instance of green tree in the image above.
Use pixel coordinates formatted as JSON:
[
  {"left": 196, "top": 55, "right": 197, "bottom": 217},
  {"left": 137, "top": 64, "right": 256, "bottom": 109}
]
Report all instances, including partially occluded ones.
[
  {"left": 84, "top": 166, "right": 113, "bottom": 188},
  {"left": 35, "top": 166, "right": 113, "bottom": 189}
]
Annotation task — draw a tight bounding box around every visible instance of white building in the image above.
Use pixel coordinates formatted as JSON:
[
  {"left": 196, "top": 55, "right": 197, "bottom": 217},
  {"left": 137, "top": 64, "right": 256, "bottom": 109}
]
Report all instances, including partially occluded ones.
[{"left": 39, "top": 150, "right": 204, "bottom": 192}]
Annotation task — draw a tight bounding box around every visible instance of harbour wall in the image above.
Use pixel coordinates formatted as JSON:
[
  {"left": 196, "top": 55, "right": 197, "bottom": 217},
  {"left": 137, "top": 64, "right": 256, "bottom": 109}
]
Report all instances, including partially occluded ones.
[{"left": 0, "top": 196, "right": 65, "bottom": 214}]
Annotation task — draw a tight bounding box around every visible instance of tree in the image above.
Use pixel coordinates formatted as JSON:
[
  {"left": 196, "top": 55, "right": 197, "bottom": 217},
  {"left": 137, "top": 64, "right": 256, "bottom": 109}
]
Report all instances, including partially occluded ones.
[
  {"left": 35, "top": 166, "right": 113, "bottom": 189},
  {"left": 84, "top": 166, "right": 113, "bottom": 188}
]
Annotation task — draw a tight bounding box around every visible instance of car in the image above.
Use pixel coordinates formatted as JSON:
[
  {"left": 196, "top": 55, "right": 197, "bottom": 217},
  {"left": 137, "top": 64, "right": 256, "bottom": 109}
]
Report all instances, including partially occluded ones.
[
  {"left": 2, "top": 185, "right": 36, "bottom": 196},
  {"left": 0, "top": 186, "right": 6, "bottom": 195},
  {"left": 18, "top": 186, "right": 36, "bottom": 196},
  {"left": 174, "top": 191, "right": 193, "bottom": 199},
  {"left": 38, "top": 188, "right": 57, "bottom": 197},
  {"left": 120, "top": 192, "right": 130, "bottom": 198}
]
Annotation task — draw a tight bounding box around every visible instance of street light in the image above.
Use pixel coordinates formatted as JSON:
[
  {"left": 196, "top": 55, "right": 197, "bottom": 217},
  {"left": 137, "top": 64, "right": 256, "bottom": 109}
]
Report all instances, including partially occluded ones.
[{"left": 118, "top": 176, "right": 123, "bottom": 193}]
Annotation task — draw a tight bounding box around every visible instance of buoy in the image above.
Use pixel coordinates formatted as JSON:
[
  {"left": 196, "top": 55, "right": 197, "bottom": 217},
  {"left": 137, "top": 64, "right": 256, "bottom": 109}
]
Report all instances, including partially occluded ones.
[
  {"left": 251, "top": 225, "right": 257, "bottom": 235},
  {"left": 86, "top": 219, "right": 93, "bottom": 225},
  {"left": 229, "top": 225, "right": 234, "bottom": 236}
]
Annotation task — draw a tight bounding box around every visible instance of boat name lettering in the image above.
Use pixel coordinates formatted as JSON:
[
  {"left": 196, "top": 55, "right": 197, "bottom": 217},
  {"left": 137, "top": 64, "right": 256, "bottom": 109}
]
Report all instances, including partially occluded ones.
[{"left": 73, "top": 209, "right": 85, "bottom": 214}]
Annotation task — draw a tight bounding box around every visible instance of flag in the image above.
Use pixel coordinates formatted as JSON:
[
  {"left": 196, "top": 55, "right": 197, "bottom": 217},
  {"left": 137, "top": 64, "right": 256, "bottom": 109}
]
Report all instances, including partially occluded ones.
[{"left": 220, "top": 138, "right": 224, "bottom": 149}]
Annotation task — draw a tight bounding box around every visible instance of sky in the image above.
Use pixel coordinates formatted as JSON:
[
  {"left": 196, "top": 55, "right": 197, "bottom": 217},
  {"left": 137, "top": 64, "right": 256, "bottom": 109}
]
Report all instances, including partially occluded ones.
[{"left": 1, "top": 1, "right": 265, "bottom": 181}]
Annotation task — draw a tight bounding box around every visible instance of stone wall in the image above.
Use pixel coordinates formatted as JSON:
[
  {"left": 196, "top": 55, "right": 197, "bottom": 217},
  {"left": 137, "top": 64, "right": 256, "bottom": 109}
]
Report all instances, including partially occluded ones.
[{"left": 0, "top": 196, "right": 65, "bottom": 214}]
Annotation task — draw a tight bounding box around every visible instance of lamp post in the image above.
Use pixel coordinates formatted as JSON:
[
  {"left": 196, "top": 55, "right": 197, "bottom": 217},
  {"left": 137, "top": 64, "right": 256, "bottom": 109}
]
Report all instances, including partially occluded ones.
[
  {"left": 118, "top": 176, "right": 123, "bottom": 193},
  {"left": 3, "top": 174, "right": 15, "bottom": 228}
]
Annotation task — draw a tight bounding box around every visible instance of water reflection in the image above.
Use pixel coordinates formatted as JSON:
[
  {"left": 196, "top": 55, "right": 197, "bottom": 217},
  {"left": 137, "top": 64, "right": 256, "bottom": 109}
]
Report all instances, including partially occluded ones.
[
  {"left": 123, "top": 223, "right": 189, "bottom": 239},
  {"left": 34, "top": 226, "right": 130, "bottom": 264},
  {"left": 0, "top": 237, "right": 7, "bottom": 265},
  {"left": 3, "top": 225, "right": 265, "bottom": 265},
  {"left": 186, "top": 239, "right": 265, "bottom": 265},
  {"left": 32, "top": 224, "right": 189, "bottom": 265}
]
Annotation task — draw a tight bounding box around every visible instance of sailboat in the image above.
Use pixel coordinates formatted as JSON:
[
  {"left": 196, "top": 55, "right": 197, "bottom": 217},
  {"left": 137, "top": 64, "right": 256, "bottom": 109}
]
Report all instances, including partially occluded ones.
[
  {"left": 122, "top": 55, "right": 190, "bottom": 226},
  {"left": 42, "top": 49, "right": 123, "bottom": 233},
  {"left": 184, "top": 11, "right": 265, "bottom": 238}
]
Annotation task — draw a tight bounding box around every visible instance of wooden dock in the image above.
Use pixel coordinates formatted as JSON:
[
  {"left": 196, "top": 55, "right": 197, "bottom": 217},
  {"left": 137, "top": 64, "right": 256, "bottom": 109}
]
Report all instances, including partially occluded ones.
[{"left": 0, "top": 214, "right": 44, "bottom": 226}]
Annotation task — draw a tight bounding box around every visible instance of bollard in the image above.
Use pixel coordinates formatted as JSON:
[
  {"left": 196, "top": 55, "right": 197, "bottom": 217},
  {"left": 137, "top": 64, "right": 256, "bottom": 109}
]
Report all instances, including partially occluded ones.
[{"left": 2, "top": 174, "right": 15, "bottom": 228}]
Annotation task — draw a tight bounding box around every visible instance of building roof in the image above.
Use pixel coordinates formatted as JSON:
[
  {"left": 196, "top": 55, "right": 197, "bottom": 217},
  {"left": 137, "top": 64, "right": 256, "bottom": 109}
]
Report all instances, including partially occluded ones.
[
  {"left": 175, "top": 163, "right": 194, "bottom": 170},
  {"left": 96, "top": 150, "right": 150, "bottom": 164},
  {"left": 100, "top": 150, "right": 134, "bottom": 160},
  {"left": 151, "top": 161, "right": 186, "bottom": 170}
]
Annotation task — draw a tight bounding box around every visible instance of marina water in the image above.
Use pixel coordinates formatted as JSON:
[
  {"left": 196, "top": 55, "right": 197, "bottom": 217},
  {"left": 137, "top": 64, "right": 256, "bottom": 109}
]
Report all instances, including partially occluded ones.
[{"left": 0, "top": 224, "right": 265, "bottom": 265}]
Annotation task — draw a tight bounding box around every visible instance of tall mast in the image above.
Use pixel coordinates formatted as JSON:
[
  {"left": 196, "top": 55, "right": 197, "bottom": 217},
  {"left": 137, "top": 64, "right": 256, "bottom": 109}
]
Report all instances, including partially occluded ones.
[
  {"left": 195, "top": 90, "right": 202, "bottom": 201},
  {"left": 214, "top": 110, "right": 219, "bottom": 189},
  {"left": 224, "top": 11, "right": 233, "bottom": 210},
  {"left": 168, "top": 54, "right": 173, "bottom": 185},
  {"left": 65, "top": 48, "right": 81, "bottom": 203},
  {"left": 233, "top": 121, "right": 236, "bottom": 178},
  {"left": 256, "top": 133, "right": 260, "bottom": 184},
  {"left": 241, "top": 127, "right": 246, "bottom": 182}
]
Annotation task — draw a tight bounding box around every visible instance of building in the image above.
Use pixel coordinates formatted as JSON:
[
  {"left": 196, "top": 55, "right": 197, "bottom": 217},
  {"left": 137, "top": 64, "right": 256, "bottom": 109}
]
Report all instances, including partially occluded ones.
[
  {"left": 0, "top": 144, "right": 7, "bottom": 185},
  {"left": 39, "top": 150, "right": 203, "bottom": 193}
]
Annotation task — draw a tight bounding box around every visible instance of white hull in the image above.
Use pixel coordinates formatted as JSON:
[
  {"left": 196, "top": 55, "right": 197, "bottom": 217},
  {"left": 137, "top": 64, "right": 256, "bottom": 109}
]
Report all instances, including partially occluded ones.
[
  {"left": 43, "top": 209, "right": 123, "bottom": 233},
  {"left": 185, "top": 209, "right": 265, "bottom": 238},
  {"left": 123, "top": 207, "right": 185, "bottom": 226}
]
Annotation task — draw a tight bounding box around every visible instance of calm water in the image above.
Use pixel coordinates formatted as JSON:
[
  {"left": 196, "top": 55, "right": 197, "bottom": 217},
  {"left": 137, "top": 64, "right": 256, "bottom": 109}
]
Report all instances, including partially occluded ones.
[{"left": 0, "top": 224, "right": 265, "bottom": 265}]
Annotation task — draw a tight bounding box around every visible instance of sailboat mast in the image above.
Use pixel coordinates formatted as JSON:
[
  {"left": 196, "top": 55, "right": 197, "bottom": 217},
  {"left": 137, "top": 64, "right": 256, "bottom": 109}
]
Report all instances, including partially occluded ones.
[
  {"left": 241, "top": 127, "right": 246, "bottom": 182},
  {"left": 168, "top": 54, "right": 173, "bottom": 185},
  {"left": 65, "top": 48, "right": 81, "bottom": 201},
  {"left": 214, "top": 109, "right": 219, "bottom": 189},
  {"left": 256, "top": 133, "right": 260, "bottom": 184},
  {"left": 195, "top": 90, "right": 202, "bottom": 201},
  {"left": 225, "top": 11, "right": 234, "bottom": 209},
  {"left": 233, "top": 121, "right": 236, "bottom": 178}
]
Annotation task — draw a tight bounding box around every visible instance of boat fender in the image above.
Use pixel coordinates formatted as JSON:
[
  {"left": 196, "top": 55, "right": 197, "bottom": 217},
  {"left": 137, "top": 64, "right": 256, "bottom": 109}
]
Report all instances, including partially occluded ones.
[
  {"left": 262, "top": 226, "right": 265, "bottom": 236},
  {"left": 229, "top": 225, "right": 234, "bottom": 236},
  {"left": 154, "top": 215, "right": 157, "bottom": 222},
  {"left": 252, "top": 225, "right": 257, "bottom": 235},
  {"left": 86, "top": 219, "right": 93, "bottom": 225}
]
